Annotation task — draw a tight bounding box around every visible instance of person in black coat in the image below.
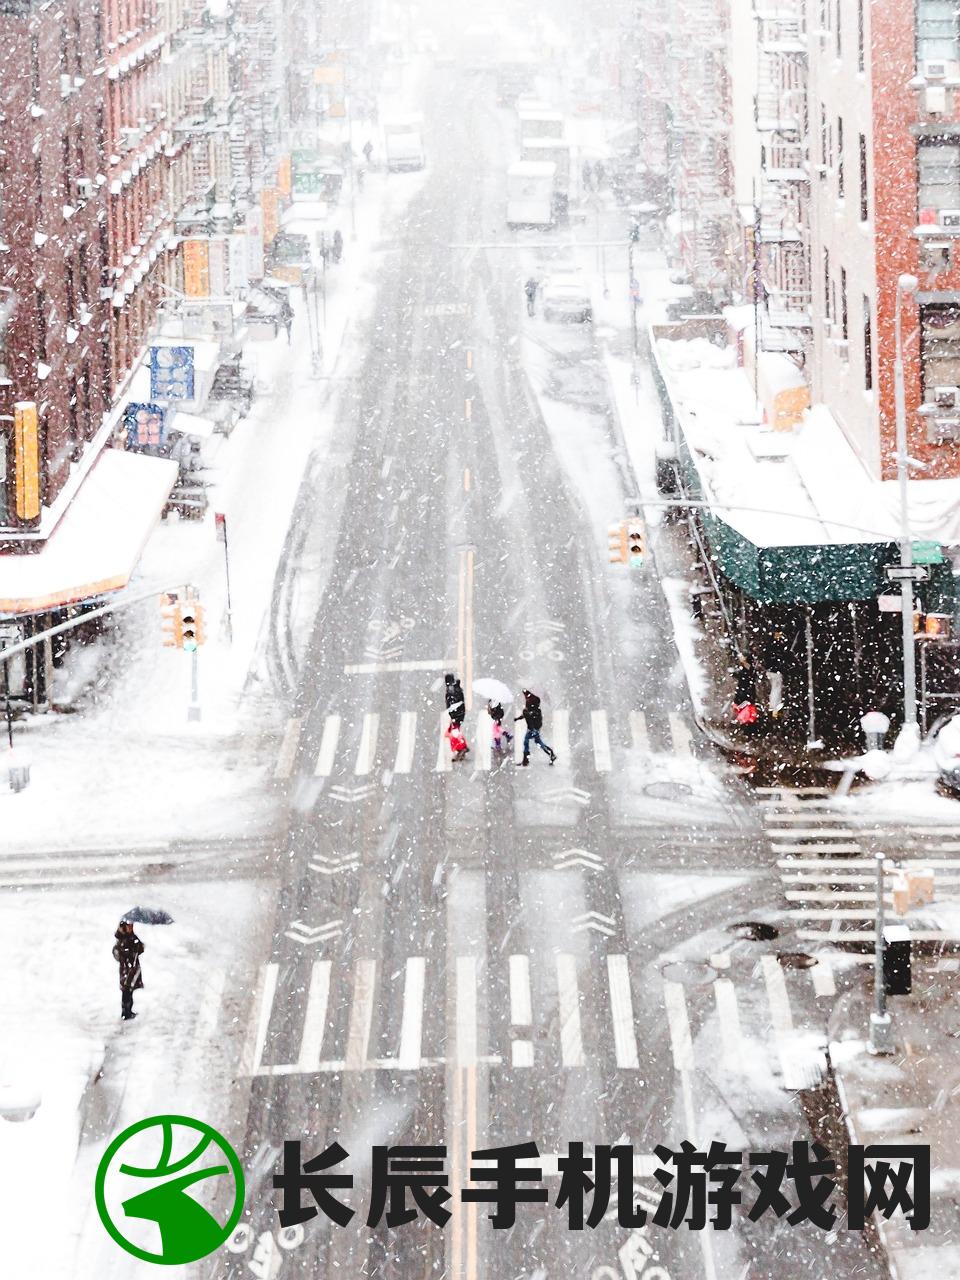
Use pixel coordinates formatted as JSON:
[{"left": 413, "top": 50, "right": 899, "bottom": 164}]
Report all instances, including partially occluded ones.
[
  {"left": 514, "top": 690, "right": 557, "bottom": 765},
  {"left": 444, "top": 673, "right": 466, "bottom": 726},
  {"left": 113, "top": 920, "right": 144, "bottom": 1020}
]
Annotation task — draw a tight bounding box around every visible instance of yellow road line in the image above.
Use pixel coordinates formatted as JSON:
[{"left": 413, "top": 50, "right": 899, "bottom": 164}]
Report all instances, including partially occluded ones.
[{"left": 465, "top": 548, "right": 474, "bottom": 710}]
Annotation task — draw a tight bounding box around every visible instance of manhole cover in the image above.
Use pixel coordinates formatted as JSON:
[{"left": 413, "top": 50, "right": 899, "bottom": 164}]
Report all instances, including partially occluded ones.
[
  {"left": 778, "top": 952, "right": 818, "bottom": 970},
  {"left": 643, "top": 780, "right": 694, "bottom": 800},
  {"left": 727, "top": 921, "right": 780, "bottom": 942},
  {"left": 660, "top": 961, "right": 717, "bottom": 987}
]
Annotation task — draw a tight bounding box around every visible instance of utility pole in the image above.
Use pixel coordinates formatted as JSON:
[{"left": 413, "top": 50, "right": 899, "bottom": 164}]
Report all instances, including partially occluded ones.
[
  {"left": 869, "top": 852, "right": 894, "bottom": 1053},
  {"left": 894, "top": 272, "right": 920, "bottom": 744}
]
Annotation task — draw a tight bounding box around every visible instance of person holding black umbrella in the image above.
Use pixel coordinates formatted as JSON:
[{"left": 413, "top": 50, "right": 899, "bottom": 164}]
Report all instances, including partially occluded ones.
[{"left": 113, "top": 920, "right": 145, "bottom": 1021}]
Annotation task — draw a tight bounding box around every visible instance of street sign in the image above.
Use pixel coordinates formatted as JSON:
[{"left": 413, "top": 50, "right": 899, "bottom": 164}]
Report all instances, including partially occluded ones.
[
  {"left": 912, "top": 540, "right": 944, "bottom": 565},
  {"left": 885, "top": 565, "right": 928, "bottom": 582}
]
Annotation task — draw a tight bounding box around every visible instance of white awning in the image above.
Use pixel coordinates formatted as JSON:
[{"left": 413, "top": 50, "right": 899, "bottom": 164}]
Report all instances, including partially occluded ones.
[
  {"left": 169, "top": 410, "right": 216, "bottom": 438},
  {"left": 0, "top": 450, "right": 178, "bottom": 615}
]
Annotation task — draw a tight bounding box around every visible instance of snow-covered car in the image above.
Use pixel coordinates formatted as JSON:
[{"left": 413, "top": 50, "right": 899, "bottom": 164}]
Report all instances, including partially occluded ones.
[
  {"left": 934, "top": 714, "right": 960, "bottom": 795},
  {"left": 541, "top": 274, "right": 593, "bottom": 323}
]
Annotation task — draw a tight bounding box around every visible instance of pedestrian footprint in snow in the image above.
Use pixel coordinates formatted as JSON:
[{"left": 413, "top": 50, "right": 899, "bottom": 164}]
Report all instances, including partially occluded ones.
[
  {"left": 488, "top": 700, "right": 513, "bottom": 756},
  {"left": 444, "top": 673, "right": 466, "bottom": 726},
  {"left": 515, "top": 689, "right": 557, "bottom": 766},
  {"left": 113, "top": 919, "right": 144, "bottom": 1021},
  {"left": 445, "top": 719, "right": 470, "bottom": 762}
]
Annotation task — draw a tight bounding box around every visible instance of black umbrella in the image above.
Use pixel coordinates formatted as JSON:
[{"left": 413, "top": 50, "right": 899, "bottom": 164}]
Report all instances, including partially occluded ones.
[{"left": 122, "top": 906, "right": 175, "bottom": 925}]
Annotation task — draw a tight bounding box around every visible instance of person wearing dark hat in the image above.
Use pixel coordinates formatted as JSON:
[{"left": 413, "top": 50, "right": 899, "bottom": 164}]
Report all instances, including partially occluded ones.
[
  {"left": 113, "top": 920, "right": 145, "bottom": 1021},
  {"left": 444, "top": 673, "right": 466, "bottom": 727},
  {"left": 514, "top": 689, "right": 557, "bottom": 766}
]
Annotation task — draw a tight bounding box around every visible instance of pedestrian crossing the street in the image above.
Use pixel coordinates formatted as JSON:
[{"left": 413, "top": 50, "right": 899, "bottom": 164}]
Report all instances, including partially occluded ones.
[
  {"left": 280, "top": 707, "right": 701, "bottom": 783},
  {"left": 760, "top": 786, "right": 960, "bottom": 943},
  {"left": 238, "top": 944, "right": 826, "bottom": 1089}
]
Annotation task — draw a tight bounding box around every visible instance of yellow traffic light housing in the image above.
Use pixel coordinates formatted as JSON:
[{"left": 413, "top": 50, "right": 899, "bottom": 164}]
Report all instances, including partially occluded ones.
[
  {"left": 608, "top": 522, "right": 628, "bottom": 564},
  {"left": 160, "top": 593, "right": 182, "bottom": 647}
]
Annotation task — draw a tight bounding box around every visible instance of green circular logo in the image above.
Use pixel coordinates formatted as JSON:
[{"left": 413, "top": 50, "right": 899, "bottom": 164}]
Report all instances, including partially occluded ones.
[{"left": 95, "top": 1114, "right": 245, "bottom": 1265}]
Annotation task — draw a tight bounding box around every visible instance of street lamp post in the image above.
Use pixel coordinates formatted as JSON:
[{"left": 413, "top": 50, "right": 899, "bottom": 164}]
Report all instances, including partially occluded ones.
[
  {"left": 894, "top": 272, "right": 920, "bottom": 743},
  {"left": 869, "top": 851, "right": 894, "bottom": 1053}
]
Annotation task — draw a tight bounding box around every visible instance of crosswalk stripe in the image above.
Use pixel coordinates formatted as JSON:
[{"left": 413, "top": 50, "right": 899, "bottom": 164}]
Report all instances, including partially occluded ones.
[
  {"left": 772, "top": 843, "right": 862, "bottom": 855},
  {"left": 397, "top": 957, "right": 425, "bottom": 1069},
  {"left": 243, "top": 962, "right": 278, "bottom": 1075},
  {"left": 553, "top": 709, "right": 570, "bottom": 759},
  {"left": 194, "top": 967, "right": 227, "bottom": 1041},
  {"left": 315, "top": 715, "right": 341, "bottom": 777},
  {"left": 456, "top": 956, "right": 478, "bottom": 1065},
  {"left": 591, "top": 710, "right": 612, "bottom": 772},
  {"left": 761, "top": 954, "right": 810, "bottom": 1090},
  {"left": 765, "top": 827, "right": 853, "bottom": 838},
  {"left": 477, "top": 712, "right": 493, "bottom": 771},
  {"left": 298, "top": 960, "right": 332, "bottom": 1070},
  {"left": 663, "top": 980, "right": 694, "bottom": 1071},
  {"left": 607, "top": 954, "right": 639, "bottom": 1069},
  {"left": 395, "top": 712, "right": 417, "bottom": 774},
  {"left": 436, "top": 714, "right": 452, "bottom": 772},
  {"left": 355, "top": 713, "right": 380, "bottom": 775},
  {"left": 668, "top": 712, "right": 692, "bottom": 757},
  {"left": 811, "top": 959, "right": 836, "bottom": 998},
  {"left": 629, "top": 710, "right": 649, "bottom": 754},
  {"left": 514, "top": 721, "right": 525, "bottom": 763},
  {"left": 274, "top": 718, "right": 302, "bottom": 780},
  {"left": 556, "top": 953, "right": 584, "bottom": 1067},
  {"left": 713, "top": 977, "right": 743, "bottom": 1068},
  {"left": 345, "top": 959, "right": 376, "bottom": 1069},
  {"left": 509, "top": 954, "right": 534, "bottom": 1068}
]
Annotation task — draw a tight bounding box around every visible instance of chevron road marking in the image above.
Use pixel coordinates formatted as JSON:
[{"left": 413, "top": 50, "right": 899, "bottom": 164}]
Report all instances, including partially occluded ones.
[
  {"left": 591, "top": 709, "right": 612, "bottom": 772},
  {"left": 284, "top": 919, "right": 344, "bottom": 946},
  {"left": 314, "top": 715, "right": 341, "bottom": 777},
  {"left": 274, "top": 718, "right": 302, "bottom": 780},
  {"left": 607, "top": 954, "right": 639, "bottom": 1069},
  {"left": 556, "top": 953, "right": 584, "bottom": 1067},
  {"left": 544, "top": 785, "right": 591, "bottom": 806},
  {"left": 308, "top": 852, "right": 360, "bottom": 876},
  {"left": 329, "top": 782, "right": 379, "bottom": 803},
  {"left": 571, "top": 910, "right": 616, "bottom": 937},
  {"left": 551, "top": 848, "right": 604, "bottom": 871}
]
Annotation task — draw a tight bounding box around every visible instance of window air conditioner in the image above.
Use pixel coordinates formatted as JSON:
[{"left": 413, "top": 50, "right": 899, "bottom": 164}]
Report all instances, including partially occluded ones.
[
  {"left": 834, "top": 338, "right": 849, "bottom": 358},
  {"left": 934, "top": 385, "right": 960, "bottom": 409},
  {"left": 924, "top": 59, "right": 948, "bottom": 80},
  {"left": 940, "top": 208, "right": 960, "bottom": 227},
  {"left": 75, "top": 177, "right": 94, "bottom": 199},
  {"left": 926, "top": 85, "right": 948, "bottom": 114},
  {"left": 929, "top": 417, "right": 960, "bottom": 442}
]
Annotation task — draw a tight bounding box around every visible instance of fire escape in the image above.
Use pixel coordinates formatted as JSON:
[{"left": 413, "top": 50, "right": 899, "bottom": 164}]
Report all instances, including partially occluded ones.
[{"left": 754, "top": 4, "right": 811, "bottom": 352}]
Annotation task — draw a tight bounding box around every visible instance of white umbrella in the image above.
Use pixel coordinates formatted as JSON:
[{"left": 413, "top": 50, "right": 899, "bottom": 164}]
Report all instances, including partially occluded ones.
[{"left": 472, "top": 678, "right": 514, "bottom": 705}]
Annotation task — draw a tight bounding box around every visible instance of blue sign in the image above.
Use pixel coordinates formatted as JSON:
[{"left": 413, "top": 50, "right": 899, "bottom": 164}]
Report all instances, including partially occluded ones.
[
  {"left": 150, "top": 345, "right": 195, "bottom": 401},
  {"left": 123, "top": 402, "right": 167, "bottom": 450}
]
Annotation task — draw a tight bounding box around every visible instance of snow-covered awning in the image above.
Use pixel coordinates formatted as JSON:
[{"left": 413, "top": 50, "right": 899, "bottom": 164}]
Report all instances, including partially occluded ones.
[{"left": 0, "top": 450, "right": 178, "bottom": 615}]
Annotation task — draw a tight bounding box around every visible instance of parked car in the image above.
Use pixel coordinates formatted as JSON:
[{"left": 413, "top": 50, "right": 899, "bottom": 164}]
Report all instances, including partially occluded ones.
[{"left": 541, "top": 274, "right": 592, "bottom": 323}]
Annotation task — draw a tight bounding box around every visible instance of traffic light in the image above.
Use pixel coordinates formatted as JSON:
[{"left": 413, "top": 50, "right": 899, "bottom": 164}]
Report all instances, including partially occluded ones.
[
  {"left": 925, "top": 613, "right": 952, "bottom": 638},
  {"left": 160, "top": 593, "right": 182, "bottom": 648},
  {"left": 608, "top": 522, "right": 628, "bottom": 564},
  {"left": 179, "top": 601, "right": 206, "bottom": 652},
  {"left": 627, "top": 523, "right": 645, "bottom": 568}
]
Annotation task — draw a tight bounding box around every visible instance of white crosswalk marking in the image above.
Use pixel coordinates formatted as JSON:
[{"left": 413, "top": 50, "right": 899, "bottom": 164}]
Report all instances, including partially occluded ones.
[
  {"left": 663, "top": 980, "right": 694, "bottom": 1070},
  {"left": 509, "top": 954, "right": 534, "bottom": 1068},
  {"left": 552, "top": 709, "right": 570, "bottom": 759},
  {"left": 243, "top": 962, "right": 278, "bottom": 1075},
  {"left": 274, "top": 718, "right": 302, "bottom": 780},
  {"left": 607, "top": 954, "right": 639, "bottom": 1068},
  {"left": 668, "top": 712, "right": 692, "bottom": 757},
  {"left": 436, "top": 714, "right": 452, "bottom": 772},
  {"left": 456, "top": 956, "right": 478, "bottom": 1065},
  {"left": 397, "top": 957, "right": 425, "bottom": 1069},
  {"left": 811, "top": 958, "right": 836, "bottom": 998},
  {"left": 394, "top": 711, "right": 417, "bottom": 774},
  {"left": 514, "top": 720, "right": 525, "bottom": 763},
  {"left": 629, "top": 710, "right": 649, "bottom": 754},
  {"left": 314, "top": 715, "right": 341, "bottom": 777},
  {"left": 298, "top": 960, "right": 332, "bottom": 1070},
  {"left": 556, "top": 953, "right": 584, "bottom": 1067},
  {"left": 713, "top": 977, "right": 743, "bottom": 1069},
  {"left": 476, "top": 712, "right": 493, "bottom": 771},
  {"left": 591, "top": 709, "right": 612, "bottom": 772},
  {"left": 355, "top": 713, "right": 380, "bottom": 775}
]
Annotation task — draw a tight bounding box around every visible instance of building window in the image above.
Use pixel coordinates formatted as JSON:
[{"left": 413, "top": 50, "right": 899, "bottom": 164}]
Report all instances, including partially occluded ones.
[
  {"left": 835, "top": 0, "right": 842, "bottom": 57},
  {"left": 837, "top": 117, "right": 844, "bottom": 197},
  {"left": 823, "top": 248, "right": 831, "bottom": 319},
  {"left": 917, "top": 0, "right": 960, "bottom": 63},
  {"left": 36, "top": 290, "right": 47, "bottom": 362},
  {"left": 864, "top": 296, "right": 873, "bottom": 390},
  {"left": 859, "top": 133, "right": 868, "bottom": 220},
  {"left": 921, "top": 304, "right": 960, "bottom": 399},
  {"left": 841, "top": 269, "right": 848, "bottom": 339},
  {"left": 820, "top": 104, "right": 827, "bottom": 166},
  {"left": 857, "top": 0, "right": 865, "bottom": 71},
  {"left": 918, "top": 139, "right": 960, "bottom": 217}
]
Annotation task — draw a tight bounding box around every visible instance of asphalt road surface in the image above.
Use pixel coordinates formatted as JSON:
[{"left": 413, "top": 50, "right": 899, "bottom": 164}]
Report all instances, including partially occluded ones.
[{"left": 217, "top": 65, "right": 886, "bottom": 1280}]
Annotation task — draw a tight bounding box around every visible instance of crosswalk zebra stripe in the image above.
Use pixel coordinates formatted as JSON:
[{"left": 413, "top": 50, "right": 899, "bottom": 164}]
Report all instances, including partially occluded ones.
[
  {"left": 553, "top": 710, "right": 570, "bottom": 759},
  {"left": 509, "top": 954, "right": 534, "bottom": 1068},
  {"left": 397, "top": 957, "right": 425, "bottom": 1069},
  {"left": 713, "top": 977, "right": 743, "bottom": 1068},
  {"left": 436, "top": 714, "right": 453, "bottom": 772},
  {"left": 514, "top": 721, "right": 525, "bottom": 763},
  {"left": 629, "top": 710, "right": 649, "bottom": 754},
  {"left": 591, "top": 710, "right": 612, "bottom": 772},
  {"left": 274, "top": 718, "right": 302, "bottom": 780},
  {"left": 663, "top": 980, "right": 694, "bottom": 1071},
  {"left": 556, "top": 953, "right": 584, "bottom": 1067},
  {"left": 477, "top": 712, "right": 493, "bottom": 771},
  {"left": 607, "top": 954, "right": 639, "bottom": 1069},
  {"left": 668, "top": 712, "right": 693, "bottom": 757},
  {"left": 243, "top": 962, "right": 278, "bottom": 1075},
  {"left": 395, "top": 712, "right": 417, "bottom": 774},
  {"left": 761, "top": 954, "right": 813, "bottom": 1090},
  {"left": 811, "top": 959, "right": 836, "bottom": 998},
  {"left": 299, "top": 960, "right": 332, "bottom": 1070},
  {"left": 194, "top": 967, "right": 227, "bottom": 1041},
  {"left": 314, "top": 715, "right": 342, "bottom": 777},
  {"left": 355, "top": 713, "right": 380, "bottom": 775},
  {"left": 345, "top": 959, "right": 376, "bottom": 1069},
  {"left": 457, "top": 956, "right": 478, "bottom": 1065}
]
